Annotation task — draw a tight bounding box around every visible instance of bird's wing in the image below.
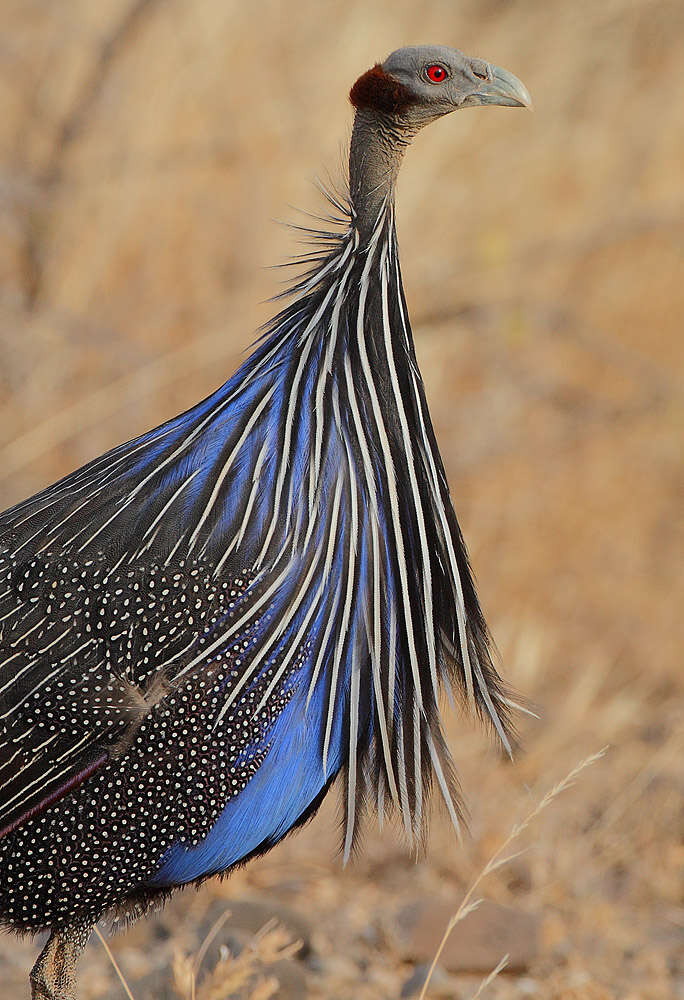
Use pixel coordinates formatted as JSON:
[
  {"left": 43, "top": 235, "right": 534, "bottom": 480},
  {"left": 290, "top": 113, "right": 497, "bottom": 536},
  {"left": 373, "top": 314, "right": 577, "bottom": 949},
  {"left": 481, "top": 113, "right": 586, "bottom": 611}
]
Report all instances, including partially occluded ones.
[
  {"left": 0, "top": 397, "right": 250, "bottom": 838},
  {"left": 0, "top": 539, "right": 131, "bottom": 836},
  {"left": 0, "top": 279, "right": 347, "bottom": 841}
]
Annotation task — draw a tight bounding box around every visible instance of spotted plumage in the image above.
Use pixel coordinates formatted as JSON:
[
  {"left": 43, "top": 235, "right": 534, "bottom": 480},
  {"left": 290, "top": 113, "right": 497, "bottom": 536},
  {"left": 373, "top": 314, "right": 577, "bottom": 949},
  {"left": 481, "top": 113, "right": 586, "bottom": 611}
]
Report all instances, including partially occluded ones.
[{"left": 0, "top": 44, "right": 530, "bottom": 1000}]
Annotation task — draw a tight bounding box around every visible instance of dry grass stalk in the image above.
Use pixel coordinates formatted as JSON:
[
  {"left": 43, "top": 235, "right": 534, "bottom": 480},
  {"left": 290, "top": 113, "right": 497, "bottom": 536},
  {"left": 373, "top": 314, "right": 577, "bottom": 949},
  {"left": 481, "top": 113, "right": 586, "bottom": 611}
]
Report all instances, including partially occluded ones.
[
  {"left": 468, "top": 954, "right": 509, "bottom": 1000},
  {"left": 191, "top": 908, "right": 234, "bottom": 1000},
  {"left": 170, "top": 916, "right": 301, "bottom": 1000},
  {"left": 173, "top": 948, "right": 195, "bottom": 998},
  {"left": 418, "top": 747, "right": 608, "bottom": 1000},
  {"left": 94, "top": 924, "right": 136, "bottom": 1000}
]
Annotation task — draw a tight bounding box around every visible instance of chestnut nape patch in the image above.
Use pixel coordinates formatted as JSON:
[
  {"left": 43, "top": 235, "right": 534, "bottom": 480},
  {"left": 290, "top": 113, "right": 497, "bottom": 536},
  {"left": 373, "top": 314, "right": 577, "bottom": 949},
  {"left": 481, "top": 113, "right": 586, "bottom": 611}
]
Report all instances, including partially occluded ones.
[{"left": 349, "top": 64, "right": 416, "bottom": 114}]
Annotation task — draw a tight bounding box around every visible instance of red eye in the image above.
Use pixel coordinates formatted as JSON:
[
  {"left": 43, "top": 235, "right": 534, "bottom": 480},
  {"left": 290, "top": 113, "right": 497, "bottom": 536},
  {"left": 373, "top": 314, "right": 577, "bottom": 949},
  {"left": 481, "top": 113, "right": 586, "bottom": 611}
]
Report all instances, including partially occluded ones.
[{"left": 426, "top": 64, "right": 447, "bottom": 83}]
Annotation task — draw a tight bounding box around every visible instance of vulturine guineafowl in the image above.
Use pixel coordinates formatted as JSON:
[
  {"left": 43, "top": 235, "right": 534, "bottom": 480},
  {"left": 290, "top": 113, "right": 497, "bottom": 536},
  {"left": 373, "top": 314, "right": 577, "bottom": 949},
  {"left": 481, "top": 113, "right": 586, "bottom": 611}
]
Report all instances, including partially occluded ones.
[{"left": 0, "top": 45, "right": 530, "bottom": 1000}]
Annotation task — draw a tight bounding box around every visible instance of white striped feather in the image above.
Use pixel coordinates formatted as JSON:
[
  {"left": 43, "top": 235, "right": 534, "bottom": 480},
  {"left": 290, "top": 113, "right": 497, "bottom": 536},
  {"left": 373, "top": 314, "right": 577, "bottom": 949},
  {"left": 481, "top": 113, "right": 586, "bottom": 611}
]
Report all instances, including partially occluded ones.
[
  {"left": 322, "top": 381, "right": 358, "bottom": 777},
  {"left": 343, "top": 646, "right": 361, "bottom": 863},
  {"left": 379, "top": 240, "right": 439, "bottom": 705},
  {"left": 187, "top": 386, "right": 276, "bottom": 556},
  {"left": 391, "top": 246, "right": 477, "bottom": 710},
  {"left": 353, "top": 211, "right": 425, "bottom": 716},
  {"left": 256, "top": 263, "right": 355, "bottom": 567}
]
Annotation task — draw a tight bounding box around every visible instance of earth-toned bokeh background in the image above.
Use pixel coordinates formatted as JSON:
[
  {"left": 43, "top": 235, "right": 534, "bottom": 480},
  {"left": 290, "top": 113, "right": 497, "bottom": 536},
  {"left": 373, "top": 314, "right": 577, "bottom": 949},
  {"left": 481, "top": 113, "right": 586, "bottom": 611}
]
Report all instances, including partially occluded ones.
[{"left": 1, "top": 1, "right": 682, "bottom": 997}]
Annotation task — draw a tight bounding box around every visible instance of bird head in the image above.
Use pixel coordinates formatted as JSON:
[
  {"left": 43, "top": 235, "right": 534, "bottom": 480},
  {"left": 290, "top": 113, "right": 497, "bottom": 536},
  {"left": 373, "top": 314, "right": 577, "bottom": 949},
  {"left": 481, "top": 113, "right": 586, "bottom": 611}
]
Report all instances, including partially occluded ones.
[{"left": 350, "top": 44, "right": 531, "bottom": 126}]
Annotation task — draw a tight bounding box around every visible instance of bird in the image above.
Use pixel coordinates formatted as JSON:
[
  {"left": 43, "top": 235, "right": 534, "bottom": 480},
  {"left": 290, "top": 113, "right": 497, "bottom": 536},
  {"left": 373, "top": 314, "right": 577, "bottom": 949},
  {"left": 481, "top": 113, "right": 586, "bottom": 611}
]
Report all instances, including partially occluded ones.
[{"left": 0, "top": 44, "right": 530, "bottom": 1000}]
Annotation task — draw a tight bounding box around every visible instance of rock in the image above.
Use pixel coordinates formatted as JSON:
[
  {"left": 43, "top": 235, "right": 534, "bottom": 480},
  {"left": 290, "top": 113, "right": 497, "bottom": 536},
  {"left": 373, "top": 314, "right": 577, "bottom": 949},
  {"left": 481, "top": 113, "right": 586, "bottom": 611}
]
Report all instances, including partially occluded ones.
[{"left": 395, "top": 898, "right": 540, "bottom": 974}]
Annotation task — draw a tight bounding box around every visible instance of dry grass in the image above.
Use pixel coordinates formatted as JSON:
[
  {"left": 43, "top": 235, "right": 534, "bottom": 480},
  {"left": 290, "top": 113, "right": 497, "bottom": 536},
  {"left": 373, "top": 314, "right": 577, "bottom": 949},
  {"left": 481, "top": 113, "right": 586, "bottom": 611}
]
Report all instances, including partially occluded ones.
[
  {"left": 93, "top": 915, "right": 302, "bottom": 1000},
  {"left": 93, "top": 926, "right": 136, "bottom": 1000},
  {"left": 173, "top": 918, "right": 301, "bottom": 1000},
  {"left": 0, "top": 1, "right": 682, "bottom": 997},
  {"left": 418, "top": 749, "right": 608, "bottom": 1000}
]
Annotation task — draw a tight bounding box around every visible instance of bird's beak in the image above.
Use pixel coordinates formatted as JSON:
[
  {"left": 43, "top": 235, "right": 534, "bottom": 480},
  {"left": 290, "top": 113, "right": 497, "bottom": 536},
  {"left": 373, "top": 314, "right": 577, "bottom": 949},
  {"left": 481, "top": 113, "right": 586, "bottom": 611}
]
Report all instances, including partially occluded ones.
[{"left": 472, "top": 64, "right": 532, "bottom": 109}]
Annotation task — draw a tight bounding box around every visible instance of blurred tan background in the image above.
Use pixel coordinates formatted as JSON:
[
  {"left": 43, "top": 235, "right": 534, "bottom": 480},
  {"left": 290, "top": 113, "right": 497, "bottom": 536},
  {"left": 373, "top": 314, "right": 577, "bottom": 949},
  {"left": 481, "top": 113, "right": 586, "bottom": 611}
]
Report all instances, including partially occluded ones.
[{"left": 0, "top": 1, "right": 682, "bottom": 998}]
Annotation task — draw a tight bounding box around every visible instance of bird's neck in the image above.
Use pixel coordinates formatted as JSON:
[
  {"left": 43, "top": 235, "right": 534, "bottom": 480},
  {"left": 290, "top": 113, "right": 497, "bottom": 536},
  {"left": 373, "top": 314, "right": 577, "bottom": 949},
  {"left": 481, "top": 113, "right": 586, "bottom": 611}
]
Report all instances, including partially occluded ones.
[{"left": 349, "top": 110, "right": 416, "bottom": 243}]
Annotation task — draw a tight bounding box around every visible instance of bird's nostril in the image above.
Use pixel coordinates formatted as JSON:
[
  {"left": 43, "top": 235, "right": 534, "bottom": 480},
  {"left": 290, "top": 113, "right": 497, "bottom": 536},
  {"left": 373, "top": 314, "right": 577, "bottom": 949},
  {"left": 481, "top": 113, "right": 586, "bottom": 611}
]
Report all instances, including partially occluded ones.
[{"left": 472, "top": 67, "right": 489, "bottom": 81}]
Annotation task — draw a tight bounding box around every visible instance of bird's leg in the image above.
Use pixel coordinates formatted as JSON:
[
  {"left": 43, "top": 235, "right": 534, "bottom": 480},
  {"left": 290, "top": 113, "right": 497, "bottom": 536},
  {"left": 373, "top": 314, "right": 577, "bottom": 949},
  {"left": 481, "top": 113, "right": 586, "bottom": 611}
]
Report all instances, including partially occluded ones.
[{"left": 30, "top": 921, "right": 92, "bottom": 1000}]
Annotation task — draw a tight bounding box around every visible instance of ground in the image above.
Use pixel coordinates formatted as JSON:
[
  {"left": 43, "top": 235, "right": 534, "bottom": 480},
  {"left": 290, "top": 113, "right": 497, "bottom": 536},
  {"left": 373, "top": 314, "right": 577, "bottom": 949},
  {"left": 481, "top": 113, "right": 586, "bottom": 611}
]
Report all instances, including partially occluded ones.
[{"left": 0, "top": 1, "right": 682, "bottom": 997}]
